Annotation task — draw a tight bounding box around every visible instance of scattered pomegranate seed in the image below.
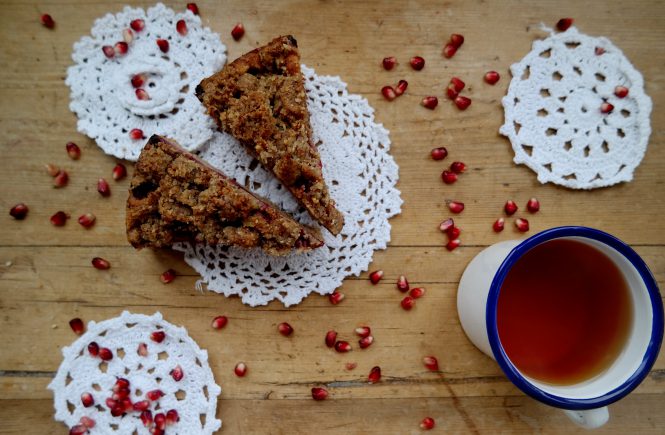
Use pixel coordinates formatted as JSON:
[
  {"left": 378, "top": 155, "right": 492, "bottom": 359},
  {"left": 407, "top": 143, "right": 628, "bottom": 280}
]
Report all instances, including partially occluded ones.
[
  {"left": 211, "top": 316, "right": 228, "bottom": 330},
  {"left": 99, "top": 347, "right": 113, "bottom": 360},
  {"left": 335, "top": 340, "right": 352, "bottom": 353},
  {"left": 423, "top": 355, "right": 439, "bottom": 371},
  {"left": 448, "top": 201, "right": 464, "bottom": 214},
  {"left": 325, "top": 330, "right": 337, "bottom": 348},
  {"left": 156, "top": 39, "right": 169, "bottom": 53},
  {"left": 234, "top": 362, "right": 247, "bottom": 377},
  {"left": 113, "top": 378, "right": 130, "bottom": 391},
  {"left": 231, "top": 23, "right": 245, "bottom": 41},
  {"left": 355, "top": 326, "right": 371, "bottom": 338},
  {"left": 526, "top": 197, "right": 540, "bottom": 213},
  {"left": 78, "top": 213, "right": 96, "bottom": 229},
  {"left": 137, "top": 342, "right": 148, "bottom": 356},
  {"left": 311, "top": 387, "right": 328, "bottom": 401},
  {"left": 504, "top": 200, "right": 518, "bottom": 215},
  {"left": 410, "top": 56, "right": 425, "bottom": 71},
  {"left": 450, "top": 161, "right": 466, "bottom": 174},
  {"left": 66, "top": 142, "right": 81, "bottom": 160},
  {"left": 130, "top": 19, "right": 145, "bottom": 32},
  {"left": 40, "top": 14, "right": 55, "bottom": 29},
  {"left": 450, "top": 33, "right": 465, "bottom": 48},
  {"left": 105, "top": 397, "right": 118, "bottom": 409},
  {"left": 150, "top": 331, "right": 165, "bottom": 343},
  {"left": 430, "top": 147, "right": 448, "bottom": 161},
  {"left": 170, "top": 365, "right": 184, "bottom": 381},
  {"left": 600, "top": 102, "right": 614, "bottom": 113},
  {"left": 102, "top": 45, "right": 115, "bottom": 58},
  {"left": 278, "top": 322, "right": 294, "bottom": 336},
  {"left": 92, "top": 257, "right": 110, "bottom": 270},
  {"left": 110, "top": 405, "right": 124, "bottom": 417},
  {"left": 345, "top": 362, "right": 358, "bottom": 370},
  {"left": 141, "top": 410, "right": 153, "bottom": 427},
  {"left": 129, "top": 128, "right": 145, "bottom": 140},
  {"left": 382, "top": 56, "right": 397, "bottom": 70},
  {"left": 53, "top": 170, "right": 69, "bottom": 188},
  {"left": 133, "top": 400, "right": 150, "bottom": 412},
  {"left": 88, "top": 342, "right": 99, "bottom": 357},
  {"left": 450, "top": 77, "right": 465, "bottom": 92},
  {"left": 50, "top": 211, "right": 68, "bottom": 226},
  {"left": 439, "top": 218, "right": 454, "bottom": 233},
  {"left": 381, "top": 86, "right": 397, "bottom": 101},
  {"left": 493, "top": 218, "right": 505, "bottom": 232},
  {"left": 135, "top": 88, "right": 151, "bottom": 100},
  {"left": 131, "top": 74, "right": 145, "bottom": 88},
  {"left": 329, "top": 290, "right": 345, "bottom": 305},
  {"left": 410, "top": 287, "right": 425, "bottom": 299},
  {"left": 446, "top": 85, "right": 459, "bottom": 100},
  {"left": 443, "top": 43, "right": 457, "bottom": 58},
  {"left": 186, "top": 3, "right": 200, "bottom": 15},
  {"left": 484, "top": 71, "right": 501, "bottom": 85},
  {"left": 454, "top": 96, "right": 472, "bottom": 110},
  {"left": 420, "top": 416, "right": 436, "bottom": 430},
  {"left": 446, "top": 239, "right": 461, "bottom": 251},
  {"left": 396, "top": 275, "right": 409, "bottom": 292},
  {"left": 45, "top": 163, "right": 60, "bottom": 177},
  {"left": 9, "top": 203, "right": 28, "bottom": 220},
  {"left": 441, "top": 170, "right": 457, "bottom": 184},
  {"left": 401, "top": 296, "right": 415, "bottom": 310},
  {"left": 448, "top": 226, "right": 461, "bottom": 240},
  {"left": 359, "top": 335, "right": 374, "bottom": 349},
  {"left": 69, "top": 425, "right": 87, "bottom": 435},
  {"left": 122, "top": 28, "right": 133, "bottom": 43},
  {"left": 614, "top": 86, "right": 629, "bottom": 98},
  {"left": 112, "top": 163, "right": 127, "bottom": 181},
  {"left": 97, "top": 178, "right": 111, "bottom": 197},
  {"left": 176, "top": 19, "right": 188, "bottom": 36},
  {"left": 421, "top": 96, "right": 438, "bottom": 110},
  {"left": 166, "top": 409, "right": 179, "bottom": 425},
  {"left": 595, "top": 47, "right": 606, "bottom": 56},
  {"left": 515, "top": 218, "right": 530, "bottom": 232},
  {"left": 160, "top": 268, "right": 176, "bottom": 284},
  {"left": 69, "top": 318, "right": 85, "bottom": 335},
  {"left": 79, "top": 416, "right": 95, "bottom": 429},
  {"left": 368, "top": 366, "right": 382, "bottom": 383},
  {"left": 395, "top": 79, "right": 408, "bottom": 96},
  {"left": 369, "top": 270, "right": 383, "bottom": 284},
  {"left": 80, "top": 392, "right": 94, "bottom": 407},
  {"left": 114, "top": 42, "right": 128, "bottom": 56},
  {"left": 556, "top": 18, "right": 574, "bottom": 31},
  {"left": 154, "top": 413, "right": 166, "bottom": 430},
  {"left": 146, "top": 389, "right": 164, "bottom": 401}
]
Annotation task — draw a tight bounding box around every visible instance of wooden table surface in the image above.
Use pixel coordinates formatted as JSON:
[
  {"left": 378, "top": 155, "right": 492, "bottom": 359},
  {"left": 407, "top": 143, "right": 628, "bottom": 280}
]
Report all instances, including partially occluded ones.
[{"left": 1, "top": 0, "right": 664, "bottom": 433}]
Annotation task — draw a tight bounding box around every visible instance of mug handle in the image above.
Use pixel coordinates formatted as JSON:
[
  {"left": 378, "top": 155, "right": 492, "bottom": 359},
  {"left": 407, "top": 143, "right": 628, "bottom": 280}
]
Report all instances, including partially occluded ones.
[{"left": 563, "top": 407, "right": 609, "bottom": 429}]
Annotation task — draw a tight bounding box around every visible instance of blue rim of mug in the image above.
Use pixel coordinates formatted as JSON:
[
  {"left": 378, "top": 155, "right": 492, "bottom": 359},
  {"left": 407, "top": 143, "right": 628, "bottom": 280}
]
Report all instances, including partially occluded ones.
[{"left": 486, "top": 226, "right": 664, "bottom": 410}]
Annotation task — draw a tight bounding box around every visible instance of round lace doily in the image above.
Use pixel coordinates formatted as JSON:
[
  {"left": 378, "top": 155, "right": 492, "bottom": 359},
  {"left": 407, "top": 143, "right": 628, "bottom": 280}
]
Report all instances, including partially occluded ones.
[
  {"left": 66, "top": 3, "right": 226, "bottom": 161},
  {"left": 48, "top": 311, "right": 222, "bottom": 434},
  {"left": 500, "top": 26, "right": 652, "bottom": 189},
  {"left": 174, "top": 65, "right": 402, "bottom": 307}
]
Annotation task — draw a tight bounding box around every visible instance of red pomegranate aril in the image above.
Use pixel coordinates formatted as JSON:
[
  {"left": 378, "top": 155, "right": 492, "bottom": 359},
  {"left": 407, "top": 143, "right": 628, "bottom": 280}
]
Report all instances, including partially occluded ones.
[
  {"left": 92, "top": 257, "right": 110, "bottom": 270},
  {"left": 133, "top": 400, "right": 150, "bottom": 412},
  {"left": 131, "top": 74, "right": 145, "bottom": 88},
  {"left": 335, "top": 340, "right": 352, "bottom": 353},
  {"left": 81, "top": 392, "right": 94, "bottom": 407},
  {"left": 421, "top": 96, "right": 438, "bottom": 110},
  {"left": 278, "top": 322, "right": 294, "bottom": 336},
  {"left": 359, "top": 335, "right": 374, "bottom": 349},
  {"left": 448, "top": 226, "right": 461, "bottom": 240},
  {"left": 113, "top": 378, "right": 130, "bottom": 391},
  {"left": 112, "top": 163, "right": 127, "bottom": 181},
  {"left": 88, "top": 341, "right": 99, "bottom": 357},
  {"left": 69, "top": 425, "right": 87, "bottom": 435},
  {"left": 595, "top": 46, "right": 606, "bottom": 56},
  {"left": 211, "top": 316, "right": 228, "bottom": 330},
  {"left": 105, "top": 398, "right": 117, "bottom": 409},
  {"left": 156, "top": 39, "right": 169, "bottom": 52},
  {"left": 111, "top": 405, "right": 125, "bottom": 417},
  {"left": 129, "top": 128, "right": 144, "bottom": 140},
  {"left": 443, "top": 43, "right": 457, "bottom": 58},
  {"left": 231, "top": 23, "right": 245, "bottom": 41},
  {"left": 160, "top": 268, "right": 176, "bottom": 284},
  {"left": 395, "top": 79, "right": 408, "bottom": 96},
  {"left": 484, "top": 70, "right": 501, "bottom": 85},
  {"left": 354, "top": 326, "right": 371, "bottom": 338},
  {"left": 137, "top": 342, "right": 148, "bottom": 356},
  {"left": 69, "top": 318, "right": 85, "bottom": 335},
  {"left": 423, "top": 355, "right": 439, "bottom": 371},
  {"left": 381, "top": 86, "right": 397, "bottom": 101},
  {"left": 141, "top": 410, "right": 153, "bottom": 427},
  {"left": 409, "top": 287, "right": 425, "bottom": 299},
  {"left": 99, "top": 347, "right": 113, "bottom": 360},
  {"left": 526, "top": 197, "right": 540, "bottom": 213},
  {"left": 40, "top": 14, "right": 55, "bottom": 29},
  {"left": 401, "top": 296, "right": 415, "bottom": 310},
  {"left": 154, "top": 413, "right": 166, "bottom": 430},
  {"left": 382, "top": 56, "right": 397, "bottom": 70},
  {"left": 166, "top": 409, "right": 180, "bottom": 425},
  {"left": 186, "top": 3, "right": 199, "bottom": 15},
  {"left": 346, "top": 362, "right": 358, "bottom": 370},
  {"left": 171, "top": 365, "right": 184, "bottom": 381},
  {"left": 454, "top": 96, "right": 472, "bottom": 110},
  {"left": 122, "top": 28, "right": 133, "bottom": 43},
  {"left": 614, "top": 86, "right": 629, "bottom": 98},
  {"left": 112, "top": 388, "right": 130, "bottom": 401},
  {"left": 50, "top": 211, "right": 68, "bottom": 226},
  {"left": 446, "top": 85, "right": 459, "bottom": 100},
  {"left": 493, "top": 217, "right": 505, "bottom": 232},
  {"left": 368, "top": 366, "right": 382, "bottom": 383},
  {"left": 448, "top": 201, "right": 464, "bottom": 214},
  {"left": 10, "top": 203, "right": 28, "bottom": 220},
  {"left": 325, "top": 330, "right": 337, "bottom": 348},
  {"left": 410, "top": 56, "right": 425, "bottom": 71},
  {"left": 97, "top": 178, "right": 111, "bottom": 197},
  {"left": 146, "top": 389, "right": 164, "bottom": 401},
  {"left": 439, "top": 218, "right": 454, "bottom": 233},
  {"left": 556, "top": 18, "right": 574, "bottom": 31},
  {"left": 450, "top": 33, "right": 464, "bottom": 48},
  {"left": 54, "top": 170, "right": 69, "bottom": 188},
  {"left": 600, "top": 102, "right": 614, "bottom": 113},
  {"left": 234, "top": 362, "right": 247, "bottom": 377},
  {"left": 135, "top": 88, "right": 150, "bottom": 100},
  {"left": 450, "top": 77, "right": 465, "bottom": 92},
  {"left": 504, "top": 200, "right": 518, "bottom": 215},
  {"left": 78, "top": 213, "right": 96, "bottom": 228},
  {"left": 515, "top": 218, "right": 530, "bottom": 232},
  {"left": 114, "top": 42, "right": 128, "bottom": 56},
  {"left": 66, "top": 142, "right": 81, "bottom": 159},
  {"left": 430, "top": 146, "right": 448, "bottom": 160},
  {"left": 311, "top": 387, "right": 328, "bottom": 401},
  {"left": 176, "top": 19, "right": 188, "bottom": 36},
  {"left": 80, "top": 416, "right": 95, "bottom": 429},
  {"left": 441, "top": 170, "right": 458, "bottom": 184},
  {"left": 420, "top": 417, "right": 436, "bottom": 430},
  {"left": 130, "top": 19, "right": 145, "bottom": 32},
  {"left": 150, "top": 331, "right": 165, "bottom": 343},
  {"left": 328, "top": 290, "right": 345, "bottom": 305},
  {"left": 46, "top": 163, "right": 60, "bottom": 177},
  {"left": 369, "top": 269, "right": 383, "bottom": 284},
  {"left": 446, "top": 239, "right": 461, "bottom": 251},
  {"left": 102, "top": 45, "right": 115, "bottom": 58},
  {"left": 396, "top": 275, "right": 409, "bottom": 292},
  {"left": 450, "top": 161, "right": 466, "bottom": 174}
]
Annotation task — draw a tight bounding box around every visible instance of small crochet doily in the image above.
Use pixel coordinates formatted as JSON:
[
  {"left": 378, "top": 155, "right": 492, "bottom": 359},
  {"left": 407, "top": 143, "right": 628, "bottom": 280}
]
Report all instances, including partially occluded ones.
[
  {"left": 175, "top": 66, "right": 402, "bottom": 307},
  {"left": 48, "top": 311, "right": 222, "bottom": 434},
  {"left": 500, "top": 26, "right": 652, "bottom": 189},
  {"left": 66, "top": 3, "right": 226, "bottom": 160}
]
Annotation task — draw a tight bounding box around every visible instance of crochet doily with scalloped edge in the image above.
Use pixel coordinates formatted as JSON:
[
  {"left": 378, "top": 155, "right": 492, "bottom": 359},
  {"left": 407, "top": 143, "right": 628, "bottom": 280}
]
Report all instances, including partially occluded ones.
[
  {"left": 66, "top": 3, "right": 226, "bottom": 161},
  {"left": 174, "top": 65, "right": 402, "bottom": 307},
  {"left": 500, "top": 26, "right": 652, "bottom": 189},
  {"left": 48, "top": 311, "right": 222, "bottom": 434}
]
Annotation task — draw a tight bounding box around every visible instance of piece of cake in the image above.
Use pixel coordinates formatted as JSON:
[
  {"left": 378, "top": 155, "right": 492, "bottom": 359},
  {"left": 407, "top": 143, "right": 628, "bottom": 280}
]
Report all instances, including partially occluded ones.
[
  {"left": 126, "top": 135, "right": 324, "bottom": 255},
  {"left": 196, "top": 35, "right": 344, "bottom": 235}
]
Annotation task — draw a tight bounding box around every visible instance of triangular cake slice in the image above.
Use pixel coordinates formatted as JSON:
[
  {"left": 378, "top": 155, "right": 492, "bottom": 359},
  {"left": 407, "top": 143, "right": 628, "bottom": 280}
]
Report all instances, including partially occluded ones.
[
  {"left": 126, "top": 135, "right": 324, "bottom": 256},
  {"left": 196, "top": 35, "right": 344, "bottom": 235}
]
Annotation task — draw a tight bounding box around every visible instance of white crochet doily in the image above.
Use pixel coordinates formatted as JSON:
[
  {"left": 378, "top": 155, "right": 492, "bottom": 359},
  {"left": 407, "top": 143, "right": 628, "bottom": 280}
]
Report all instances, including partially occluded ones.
[
  {"left": 66, "top": 3, "right": 226, "bottom": 160},
  {"left": 500, "top": 26, "right": 652, "bottom": 189},
  {"left": 174, "top": 65, "right": 402, "bottom": 307},
  {"left": 48, "top": 311, "right": 222, "bottom": 434}
]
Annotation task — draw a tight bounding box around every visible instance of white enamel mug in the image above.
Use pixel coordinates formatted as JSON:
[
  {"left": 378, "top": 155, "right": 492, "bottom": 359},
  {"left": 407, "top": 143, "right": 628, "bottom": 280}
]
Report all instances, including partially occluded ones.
[{"left": 457, "top": 226, "right": 663, "bottom": 429}]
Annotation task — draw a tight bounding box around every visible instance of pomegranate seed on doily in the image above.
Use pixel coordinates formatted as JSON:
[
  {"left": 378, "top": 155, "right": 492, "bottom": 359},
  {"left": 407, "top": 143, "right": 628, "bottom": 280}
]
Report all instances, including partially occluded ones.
[
  {"left": 66, "top": 142, "right": 81, "bottom": 159},
  {"left": 133, "top": 400, "right": 150, "bottom": 412},
  {"left": 53, "top": 170, "right": 69, "bottom": 188},
  {"left": 423, "top": 355, "right": 439, "bottom": 371},
  {"left": 170, "top": 365, "right": 184, "bottom": 381},
  {"left": 234, "top": 362, "right": 247, "bottom": 377},
  {"left": 410, "top": 287, "right": 425, "bottom": 299},
  {"left": 50, "top": 211, "right": 68, "bottom": 226},
  {"left": 450, "top": 33, "right": 464, "bottom": 48},
  {"left": 359, "top": 335, "right": 374, "bottom": 349},
  {"left": 450, "top": 161, "right": 466, "bottom": 174},
  {"left": 150, "top": 331, "right": 165, "bottom": 343},
  {"left": 166, "top": 409, "right": 179, "bottom": 425},
  {"left": 410, "top": 56, "right": 425, "bottom": 71},
  {"left": 212, "top": 316, "right": 228, "bottom": 330},
  {"left": 88, "top": 342, "right": 99, "bottom": 357},
  {"left": 346, "top": 362, "right": 358, "bottom": 370},
  {"left": 69, "top": 318, "right": 84, "bottom": 335},
  {"left": 484, "top": 71, "right": 501, "bottom": 85},
  {"left": 186, "top": 3, "right": 200, "bottom": 15},
  {"left": 446, "top": 239, "right": 461, "bottom": 251},
  {"left": 231, "top": 23, "right": 245, "bottom": 41},
  {"left": 420, "top": 416, "right": 436, "bottom": 430},
  {"left": 556, "top": 18, "right": 574, "bottom": 31},
  {"left": 99, "top": 347, "right": 113, "bottom": 360},
  {"left": 396, "top": 275, "right": 409, "bottom": 293},
  {"left": 329, "top": 290, "right": 345, "bottom": 305},
  {"left": 450, "top": 77, "right": 465, "bottom": 92},
  {"left": 130, "top": 19, "right": 145, "bottom": 32},
  {"left": 40, "top": 14, "right": 55, "bottom": 29},
  {"left": 311, "top": 387, "right": 328, "bottom": 401},
  {"left": 129, "top": 128, "right": 144, "bottom": 140},
  {"left": 614, "top": 86, "right": 629, "bottom": 98},
  {"left": 79, "top": 416, "right": 95, "bottom": 429},
  {"left": 395, "top": 79, "right": 408, "bottom": 96},
  {"left": 141, "top": 410, "right": 153, "bottom": 427},
  {"left": 595, "top": 46, "right": 606, "bottom": 56},
  {"left": 354, "top": 326, "right": 371, "bottom": 338},
  {"left": 493, "top": 218, "right": 505, "bottom": 232},
  {"left": 9, "top": 203, "right": 28, "bottom": 220},
  {"left": 160, "top": 269, "right": 176, "bottom": 284},
  {"left": 131, "top": 74, "right": 145, "bottom": 88},
  {"left": 401, "top": 296, "right": 415, "bottom": 310},
  {"left": 114, "top": 41, "right": 128, "bottom": 56},
  {"left": 515, "top": 218, "right": 530, "bottom": 232},
  {"left": 112, "top": 163, "right": 127, "bottom": 181},
  {"left": 137, "top": 342, "right": 148, "bottom": 356},
  {"left": 504, "top": 200, "right": 518, "bottom": 215},
  {"left": 439, "top": 218, "right": 454, "bottom": 233},
  {"left": 69, "top": 425, "right": 87, "bottom": 435},
  {"left": 368, "top": 366, "right": 382, "bottom": 383},
  {"left": 135, "top": 88, "right": 151, "bottom": 100},
  {"left": 154, "top": 413, "right": 166, "bottom": 430},
  {"left": 421, "top": 96, "right": 438, "bottom": 110},
  {"left": 105, "top": 397, "right": 117, "bottom": 409},
  {"left": 102, "top": 45, "right": 115, "bottom": 58},
  {"left": 382, "top": 56, "right": 397, "bottom": 70},
  {"left": 441, "top": 170, "right": 458, "bottom": 184},
  {"left": 80, "top": 392, "right": 94, "bottom": 407},
  {"left": 176, "top": 19, "right": 188, "bottom": 36},
  {"left": 122, "top": 28, "right": 133, "bottom": 44},
  {"left": 443, "top": 43, "right": 457, "bottom": 58},
  {"left": 381, "top": 86, "right": 397, "bottom": 101},
  {"left": 448, "top": 201, "right": 464, "bottom": 214},
  {"left": 454, "top": 96, "right": 472, "bottom": 110},
  {"left": 600, "top": 102, "right": 614, "bottom": 113},
  {"left": 78, "top": 213, "right": 96, "bottom": 228},
  {"left": 526, "top": 197, "right": 540, "bottom": 213},
  {"left": 146, "top": 389, "right": 164, "bottom": 401},
  {"left": 335, "top": 341, "right": 352, "bottom": 353},
  {"left": 369, "top": 270, "right": 383, "bottom": 284},
  {"left": 156, "top": 39, "right": 169, "bottom": 53},
  {"left": 113, "top": 378, "right": 130, "bottom": 391},
  {"left": 431, "top": 147, "right": 448, "bottom": 160},
  {"left": 278, "top": 322, "right": 294, "bottom": 336},
  {"left": 325, "top": 330, "right": 337, "bottom": 348},
  {"left": 45, "top": 163, "right": 60, "bottom": 177}
]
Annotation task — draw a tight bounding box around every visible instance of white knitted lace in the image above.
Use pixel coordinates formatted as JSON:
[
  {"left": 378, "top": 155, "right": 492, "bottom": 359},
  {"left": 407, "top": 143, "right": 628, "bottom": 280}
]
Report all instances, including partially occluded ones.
[
  {"left": 174, "top": 66, "right": 402, "bottom": 307},
  {"left": 48, "top": 312, "right": 222, "bottom": 434},
  {"left": 66, "top": 3, "right": 226, "bottom": 160},
  {"left": 500, "top": 26, "right": 652, "bottom": 189}
]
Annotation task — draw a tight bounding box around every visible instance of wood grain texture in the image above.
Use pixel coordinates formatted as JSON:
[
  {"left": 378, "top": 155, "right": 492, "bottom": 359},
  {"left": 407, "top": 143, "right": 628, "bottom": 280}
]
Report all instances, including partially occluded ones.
[{"left": 1, "top": 0, "right": 664, "bottom": 433}]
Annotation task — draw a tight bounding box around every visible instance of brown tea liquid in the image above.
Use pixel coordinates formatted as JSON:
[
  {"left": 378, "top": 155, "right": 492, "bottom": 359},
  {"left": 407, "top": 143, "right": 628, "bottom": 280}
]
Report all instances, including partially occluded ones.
[{"left": 497, "top": 239, "right": 633, "bottom": 385}]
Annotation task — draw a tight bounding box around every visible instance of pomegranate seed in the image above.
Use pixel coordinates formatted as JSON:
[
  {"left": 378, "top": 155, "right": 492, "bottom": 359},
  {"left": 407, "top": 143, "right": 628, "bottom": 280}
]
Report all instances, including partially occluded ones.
[
  {"left": 515, "top": 218, "right": 530, "bottom": 232},
  {"left": 311, "top": 387, "right": 328, "bottom": 401},
  {"left": 368, "top": 366, "right": 382, "bottom": 383},
  {"left": 53, "top": 170, "right": 69, "bottom": 188},
  {"left": 45, "top": 163, "right": 60, "bottom": 177},
  {"left": 354, "top": 326, "right": 371, "bottom": 338},
  {"left": 504, "top": 200, "right": 518, "bottom": 215},
  {"left": 450, "top": 161, "right": 466, "bottom": 174},
  {"left": 80, "top": 392, "right": 94, "bottom": 407},
  {"left": 396, "top": 275, "right": 409, "bottom": 292},
  {"left": 131, "top": 74, "right": 145, "bottom": 88},
  {"left": 278, "top": 322, "right": 294, "bottom": 336},
  {"left": 600, "top": 102, "right": 614, "bottom": 113},
  {"left": 431, "top": 147, "right": 448, "bottom": 160},
  {"left": 69, "top": 425, "right": 87, "bottom": 435},
  {"left": 130, "top": 19, "right": 145, "bottom": 32},
  {"left": 170, "top": 365, "right": 184, "bottom": 381},
  {"left": 88, "top": 342, "right": 99, "bottom": 357},
  {"left": 410, "top": 287, "right": 425, "bottom": 299},
  {"left": 526, "top": 197, "right": 540, "bottom": 213},
  {"left": 176, "top": 19, "right": 188, "bottom": 36},
  {"left": 186, "top": 3, "right": 199, "bottom": 15},
  {"left": 325, "top": 330, "right": 337, "bottom": 348},
  {"left": 160, "top": 268, "right": 176, "bottom": 284},
  {"left": 441, "top": 170, "right": 458, "bottom": 184},
  {"left": 454, "top": 96, "right": 472, "bottom": 110},
  {"left": 79, "top": 416, "right": 95, "bottom": 429},
  {"left": 394, "top": 79, "right": 408, "bottom": 96},
  {"left": 150, "top": 427, "right": 164, "bottom": 435},
  {"left": 135, "top": 88, "right": 151, "bottom": 100},
  {"left": 66, "top": 142, "right": 81, "bottom": 159},
  {"left": 334, "top": 341, "right": 352, "bottom": 353},
  {"left": 156, "top": 39, "right": 169, "bottom": 53},
  {"left": 369, "top": 270, "right": 383, "bottom": 284},
  {"left": 131, "top": 400, "right": 149, "bottom": 412},
  {"left": 450, "top": 77, "right": 465, "bottom": 92},
  {"left": 345, "top": 362, "right": 358, "bottom": 370},
  {"left": 556, "top": 18, "right": 574, "bottom": 31},
  {"left": 141, "top": 410, "right": 153, "bottom": 427},
  {"left": 421, "top": 96, "right": 438, "bottom": 110},
  {"left": 40, "top": 14, "right": 55, "bottom": 29},
  {"left": 166, "top": 409, "right": 179, "bottom": 425},
  {"left": 446, "top": 238, "right": 461, "bottom": 251},
  {"left": 97, "top": 178, "right": 111, "bottom": 197},
  {"left": 381, "top": 86, "right": 397, "bottom": 101},
  {"left": 102, "top": 45, "right": 115, "bottom": 58},
  {"left": 448, "top": 201, "right": 464, "bottom": 214},
  {"left": 231, "top": 23, "right": 245, "bottom": 41},
  {"left": 99, "top": 347, "right": 113, "bottom": 360},
  {"left": 211, "top": 316, "right": 228, "bottom": 330},
  {"left": 439, "top": 218, "right": 454, "bottom": 233},
  {"left": 359, "top": 335, "right": 374, "bottom": 349},
  {"left": 448, "top": 226, "right": 461, "bottom": 240},
  {"left": 137, "top": 342, "right": 148, "bottom": 356},
  {"left": 112, "top": 163, "right": 127, "bottom": 181},
  {"left": 446, "top": 85, "right": 459, "bottom": 100},
  {"left": 105, "top": 397, "right": 117, "bottom": 409},
  {"left": 110, "top": 405, "right": 125, "bottom": 417},
  {"left": 50, "top": 211, "right": 68, "bottom": 226},
  {"left": 129, "top": 128, "right": 145, "bottom": 140},
  {"left": 450, "top": 33, "right": 464, "bottom": 48},
  {"left": 146, "top": 389, "right": 164, "bottom": 401},
  {"left": 113, "top": 378, "right": 130, "bottom": 391},
  {"left": 484, "top": 71, "right": 501, "bottom": 85},
  {"left": 122, "top": 28, "right": 133, "bottom": 44},
  {"left": 92, "top": 257, "right": 110, "bottom": 270},
  {"left": 234, "top": 362, "right": 247, "bottom": 377},
  {"left": 9, "top": 203, "right": 28, "bottom": 220},
  {"left": 493, "top": 218, "right": 505, "bottom": 232},
  {"left": 423, "top": 355, "right": 439, "bottom": 371},
  {"left": 401, "top": 296, "right": 415, "bottom": 310},
  {"left": 114, "top": 42, "right": 128, "bottom": 56},
  {"left": 78, "top": 213, "right": 96, "bottom": 228},
  {"left": 615, "top": 86, "right": 629, "bottom": 98},
  {"left": 410, "top": 56, "right": 425, "bottom": 71},
  {"left": 112, "top": 388, "right": 130, "bottom": 401},
  {"left": 443, "top": 43, "right": 457, "bottom": 58},
  {"left": 595, "top": 46, "right": 606, "bottom": 55},
  {"left": 154, "top": 413, "right": 166, "bottom": 430},
  {"left": 150, "top": 331, "right": 165, "bottom": 343},
  {"left": 69, "top": 318, "right": 84, "bottom": 335},
  {"left": 328, "top": 290, "right": 345, "bottom": 305},
  {"left": 382, "top": 56, "right": 397, "bottom": 70},
  {"left": 420, "top": 417, "right": 436, "bottom": 430}
]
